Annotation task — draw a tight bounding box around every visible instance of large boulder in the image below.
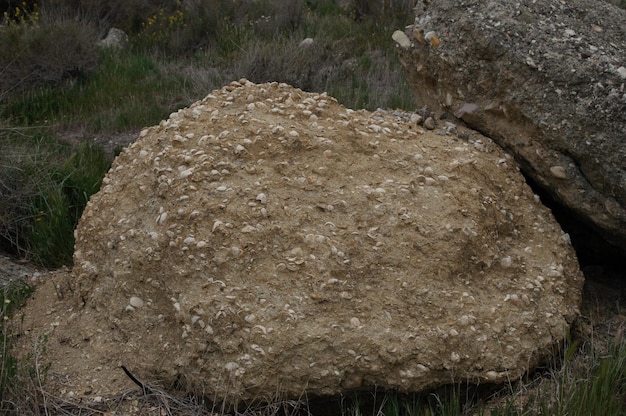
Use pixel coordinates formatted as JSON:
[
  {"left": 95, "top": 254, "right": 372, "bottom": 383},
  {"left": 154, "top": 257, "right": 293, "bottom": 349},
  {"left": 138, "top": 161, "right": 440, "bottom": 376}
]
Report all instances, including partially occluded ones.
[
  {"left": 395, "top": 0, "right": 626, "bottom": 254},
  {"left": 29, "top": 81, "right": 582, "bottom": 404}
]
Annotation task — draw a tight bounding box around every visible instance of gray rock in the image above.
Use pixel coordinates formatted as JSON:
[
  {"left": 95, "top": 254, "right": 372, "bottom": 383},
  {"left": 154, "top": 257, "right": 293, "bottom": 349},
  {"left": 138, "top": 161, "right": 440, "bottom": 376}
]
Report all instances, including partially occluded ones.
[
  {"left": 98, "top": 28, "right": 128, "bottom": 49},
  {"left": 423, "top": 116, "right": 435, "bottom": 130},
  {"left": 396, "top": 0, "right": 626, "bottom": 253},
  {"left": 410, "top": 113, "right": 423, "bottom": 125},
  {"left": 445, "top": 121, "right": 457, "bottom": 135},
  {"left": 299, "top": 37, "right": 314, "bottom": 48}
]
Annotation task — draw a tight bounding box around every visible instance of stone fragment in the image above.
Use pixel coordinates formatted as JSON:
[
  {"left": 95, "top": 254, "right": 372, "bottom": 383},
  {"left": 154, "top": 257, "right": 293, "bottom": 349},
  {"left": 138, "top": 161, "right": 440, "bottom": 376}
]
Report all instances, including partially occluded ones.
[
  {"left": 410, "top": 113, "right": 423, "bottom": 125},
  {"left": 299, "top": 38, "right": 314, "bottom": 48},
  {"left": 423, "top": 117, "right": 435, "bottom": 130},
  {"left": 129, "top": 296, "right": 144, "bottom": 308},
  {"left": 550, "top": 166, "right": 568, "bottom": 179},
  {"left": 392, "top": 30, "right": 412, "bottom": 49},
  {"left": 97, "top": 28, "right": 128, "bottom": 49}
]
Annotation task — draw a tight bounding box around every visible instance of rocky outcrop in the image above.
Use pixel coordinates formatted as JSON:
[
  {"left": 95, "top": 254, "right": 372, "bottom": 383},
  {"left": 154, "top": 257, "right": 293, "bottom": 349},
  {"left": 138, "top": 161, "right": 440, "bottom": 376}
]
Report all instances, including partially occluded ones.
[
  {"left": 395, "top": 0, "right": 626, "bottom": 254},
  {"left": 39, "top": 80, "right": 584, "bottom": 404}
]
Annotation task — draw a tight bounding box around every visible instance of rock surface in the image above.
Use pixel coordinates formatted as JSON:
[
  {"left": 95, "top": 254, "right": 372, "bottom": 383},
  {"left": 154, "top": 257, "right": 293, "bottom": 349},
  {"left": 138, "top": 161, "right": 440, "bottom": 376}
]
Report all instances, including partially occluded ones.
[
  {"left": 395, "top": 0, "right": 626, "bottom": 253},
  {"left": 97, "top": 28, "right": 128, "bottom": 49},
  {"left": 20, "top": 81, "right": 582, "bottom": 404}
]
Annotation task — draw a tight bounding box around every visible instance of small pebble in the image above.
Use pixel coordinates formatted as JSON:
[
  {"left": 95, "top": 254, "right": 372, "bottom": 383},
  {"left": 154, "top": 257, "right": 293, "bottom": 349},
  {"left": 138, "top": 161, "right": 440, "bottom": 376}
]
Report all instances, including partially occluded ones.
[
  {"left": 500, "top": 256, "right": 513, "bottom": 268},
  {"left": 392, "top": 30, "right": 412, "bottom": 49},
  {"left": 485, "top": 371, "right": 499, "bottom": 381},
  {"left": 549, "top": 166, "right": 568, "bottom": 179},
  {"left": 256, "top": 193, "right": 267, "bottom": 204},
  {"left": 410, "top": 113, "right": 423, "bottom": 125},
  {"left": 129, "top": 296, "right": 144, "bottom": 308}
]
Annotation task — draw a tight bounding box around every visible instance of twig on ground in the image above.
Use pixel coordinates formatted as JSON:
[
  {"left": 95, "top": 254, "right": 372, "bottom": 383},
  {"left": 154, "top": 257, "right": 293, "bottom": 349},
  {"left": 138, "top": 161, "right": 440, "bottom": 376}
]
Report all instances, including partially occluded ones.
[{"left": 121, "top": 365, "right": 153, "bottom": 395}]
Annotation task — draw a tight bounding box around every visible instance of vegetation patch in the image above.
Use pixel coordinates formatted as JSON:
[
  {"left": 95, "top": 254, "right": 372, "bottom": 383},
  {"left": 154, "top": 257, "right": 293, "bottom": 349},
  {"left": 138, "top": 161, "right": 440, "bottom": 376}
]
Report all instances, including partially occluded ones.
[
  {"left": 0, "top": 278, "right": 33, "bottom": 414},
  {"left": 0, "top": 131, "right": 111, "bottom": 267}
]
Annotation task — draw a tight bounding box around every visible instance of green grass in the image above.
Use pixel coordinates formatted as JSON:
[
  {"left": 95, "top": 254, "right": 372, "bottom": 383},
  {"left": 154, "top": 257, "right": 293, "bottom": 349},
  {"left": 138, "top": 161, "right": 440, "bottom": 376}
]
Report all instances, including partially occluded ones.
[
  {"left": 334, "top": 333, "right": 625, "bottom": 416},
  {"left": 0, "top": 131, "right": 111, "bottom": 267},
  {"left": 0, "top": 278, "right": 33, "bottom": 413},
  {"left": 1, "top": 4, "right": 416, "bottom": 136},
  {"left": 345, "top": 385, "right": 466, "bottom": 416},
  {"left": 2, "top": 49, "right": 193, "bottom": 133},
  {"left": 540, "top": 337, "right": 626, "bottom": 416}
]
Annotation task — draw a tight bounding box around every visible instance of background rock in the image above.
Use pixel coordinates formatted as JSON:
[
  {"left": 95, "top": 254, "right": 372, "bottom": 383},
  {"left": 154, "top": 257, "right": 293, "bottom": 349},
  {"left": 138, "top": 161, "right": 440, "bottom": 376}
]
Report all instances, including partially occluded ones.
[
  {"left": 396, "top": 0, "right": 626, "bottom": 256},
  {"left": 98, "top": 28, "right": 128, "bottom": 49},
  {"left": 23, "top": 81, "right": 582, "bottom": 405}
]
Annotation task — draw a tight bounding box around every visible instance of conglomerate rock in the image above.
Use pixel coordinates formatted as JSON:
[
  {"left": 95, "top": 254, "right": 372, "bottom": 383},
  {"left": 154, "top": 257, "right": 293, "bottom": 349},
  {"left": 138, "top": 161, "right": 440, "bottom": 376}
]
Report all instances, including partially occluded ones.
[
  {"left": 395, "top": 0, "right": 626, "bottom": 255},
  {"left": 29, "top": 80, "right": 582, "bottom": 404}
]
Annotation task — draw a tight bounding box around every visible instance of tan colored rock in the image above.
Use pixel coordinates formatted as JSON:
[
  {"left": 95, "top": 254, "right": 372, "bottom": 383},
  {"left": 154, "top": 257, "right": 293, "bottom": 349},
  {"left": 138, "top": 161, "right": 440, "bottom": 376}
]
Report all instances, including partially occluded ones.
[
  {"left": 24, "top": 81, "right": 583, "bottom": 405},
  {"left": 392, "top": 30, "right": 412, "bottom": 49}
]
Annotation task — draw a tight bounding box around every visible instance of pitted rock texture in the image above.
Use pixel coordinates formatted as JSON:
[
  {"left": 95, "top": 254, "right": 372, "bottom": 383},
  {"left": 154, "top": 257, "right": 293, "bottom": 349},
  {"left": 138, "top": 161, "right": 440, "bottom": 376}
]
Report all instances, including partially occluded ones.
[
  {"left": 29, "top": 80, "right": 582, "bottom": 403},
  {"left": 396, "top": 0, "right": 626, "bottom": 253}
]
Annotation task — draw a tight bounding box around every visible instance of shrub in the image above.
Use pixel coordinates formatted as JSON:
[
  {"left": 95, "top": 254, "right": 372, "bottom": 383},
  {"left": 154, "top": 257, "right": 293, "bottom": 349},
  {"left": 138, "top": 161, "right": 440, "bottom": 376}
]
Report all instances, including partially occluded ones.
[
  {"left": 219, "top": 16, "right": 416, "bottom": 111},
  {"left": 0, "top": 2, "right": 100, "bottom": 97},
  {"left": 230, "top": 35, "right": 326, "bottom": 90},
  {"left": 350, "top": 0, "right": 417, "bottom": 20},
  {"left": 1, "top": 48, "right": 189, "bottom": 131},
  {"left": 305, "top": 0, "right": 346, "bottom": 16},
  {"left": 0, "top": 278, "right": 33, "bottom": 412},
  {"left": 0, "top": 131, "right": 111, "bottom": 267},
  {"left": 132, "top": 0, "right": 312, "bottom": 56},
  {"left": 133, "top": 0, "right": 216, "bottom": 54}
]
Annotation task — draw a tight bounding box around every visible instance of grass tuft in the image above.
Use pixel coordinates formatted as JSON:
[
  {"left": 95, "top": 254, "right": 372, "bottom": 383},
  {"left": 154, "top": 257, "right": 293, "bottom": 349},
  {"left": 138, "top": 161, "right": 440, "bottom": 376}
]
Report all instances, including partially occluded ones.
[
  {"left": 0, "top": 131, "right": 111, "bottom": 267},
  {"left": 0, "top": 278, "right": 34, "bottom": 413},
  {"left": 485, "top": 328, "right": 626, "bottom": 416},
  {"left": 2, "top": 48, "right": 191, "bottom": 132}
]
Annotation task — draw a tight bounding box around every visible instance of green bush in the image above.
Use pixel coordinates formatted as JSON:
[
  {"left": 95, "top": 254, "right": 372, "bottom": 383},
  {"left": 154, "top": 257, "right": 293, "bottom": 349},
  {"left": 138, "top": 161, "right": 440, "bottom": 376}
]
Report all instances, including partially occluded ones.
[
  {"left": 0, "top": 3, "right": 100, "bottom": 97},
  {"left": 1, "top": 48, "right": 189, "bottom": 131},
  {"left": 225, "top": 34, "right": 415, "bottom": 111},
  {"left": 2, "top": 0, "right": 418, "bottom": 132},
  {"left": 305, "top": 0, "right": 347, "bottom": 16},
  {"left": 132, "top": 0, "right": 306, "bottom": 56},
  {"left": 230, "top": 35, "right": 327, "bottom": 89},
  {"left": 0, "top": 132, "right": 111, "bottom": 267}
]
